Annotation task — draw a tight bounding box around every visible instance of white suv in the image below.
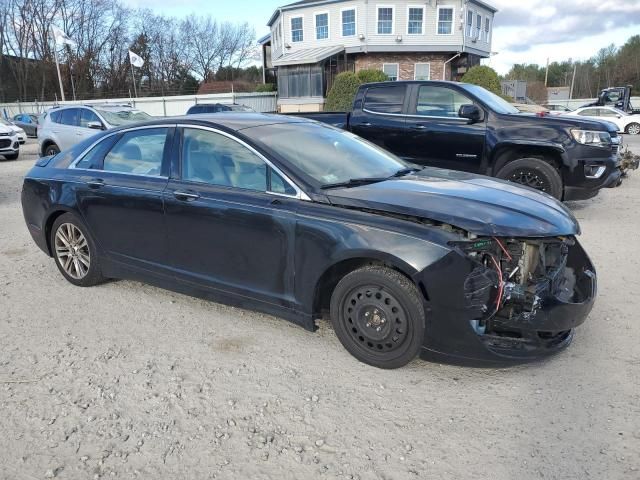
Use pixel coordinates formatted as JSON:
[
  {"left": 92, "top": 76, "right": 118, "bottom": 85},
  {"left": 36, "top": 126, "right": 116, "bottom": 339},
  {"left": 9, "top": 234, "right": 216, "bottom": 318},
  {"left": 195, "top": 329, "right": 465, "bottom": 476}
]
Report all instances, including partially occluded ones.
[
  {"left": 0, "top": 124, "right": 20, "bottom": 160},
  {"left": 38, "top": 104, "right": 152, "bottom": 157}
]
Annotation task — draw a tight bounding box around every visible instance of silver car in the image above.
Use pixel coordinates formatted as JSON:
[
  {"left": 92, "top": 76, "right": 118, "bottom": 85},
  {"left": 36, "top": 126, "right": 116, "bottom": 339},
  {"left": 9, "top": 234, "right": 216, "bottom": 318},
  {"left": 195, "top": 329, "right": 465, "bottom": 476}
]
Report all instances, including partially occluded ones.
[{"left": 38, "top": 104, "right": 152, "bottom": 157}]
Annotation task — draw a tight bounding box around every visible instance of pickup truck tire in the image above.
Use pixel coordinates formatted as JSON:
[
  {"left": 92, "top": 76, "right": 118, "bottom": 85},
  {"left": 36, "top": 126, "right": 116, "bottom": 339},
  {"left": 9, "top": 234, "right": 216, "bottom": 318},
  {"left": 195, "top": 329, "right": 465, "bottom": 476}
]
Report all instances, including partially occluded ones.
[
  {"left": 496, "top": 158, "right": 563, "bottom": 200},
  {"left": 330, "top": 265, "right": 425, "bottom": 369},
  {"left": 626, "top": 123, "right": 640, "bottom": 135}
]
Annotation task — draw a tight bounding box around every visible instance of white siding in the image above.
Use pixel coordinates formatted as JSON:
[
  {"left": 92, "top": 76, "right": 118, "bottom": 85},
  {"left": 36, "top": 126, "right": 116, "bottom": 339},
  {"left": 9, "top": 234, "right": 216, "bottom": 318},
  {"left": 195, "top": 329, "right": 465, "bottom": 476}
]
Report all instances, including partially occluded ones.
[{"left": 463, "top": 2, "right": 494, "bottom": 53}]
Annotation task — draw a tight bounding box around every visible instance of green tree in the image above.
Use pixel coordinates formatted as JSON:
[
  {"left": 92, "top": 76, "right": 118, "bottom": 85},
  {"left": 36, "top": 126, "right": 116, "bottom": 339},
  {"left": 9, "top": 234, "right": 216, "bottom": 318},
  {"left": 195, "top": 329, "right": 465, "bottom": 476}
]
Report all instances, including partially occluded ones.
[
  {"left": 461, "top": 65, "right": 502, "bottom": 95},
  {"left": 356, "top": 69, "right": 388, "bottom": 84}
]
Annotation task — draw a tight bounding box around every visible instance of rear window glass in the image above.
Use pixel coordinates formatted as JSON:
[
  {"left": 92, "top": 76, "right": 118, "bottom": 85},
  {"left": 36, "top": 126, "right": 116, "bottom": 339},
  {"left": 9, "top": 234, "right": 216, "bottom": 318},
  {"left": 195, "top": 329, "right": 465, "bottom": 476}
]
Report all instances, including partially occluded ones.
[
  {"left": 364, "top": 85, "right": 405, "bottom": 114},
  {"left": 60, "top": 108, "right": 79, "bottom": 126}
]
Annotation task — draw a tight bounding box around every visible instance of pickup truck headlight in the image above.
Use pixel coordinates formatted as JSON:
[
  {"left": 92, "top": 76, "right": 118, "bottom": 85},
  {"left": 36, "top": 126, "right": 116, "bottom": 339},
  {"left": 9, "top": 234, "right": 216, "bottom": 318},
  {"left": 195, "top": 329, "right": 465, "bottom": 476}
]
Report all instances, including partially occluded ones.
[{"left": 571, "top": 129, "right": 611, "bottom": 146}]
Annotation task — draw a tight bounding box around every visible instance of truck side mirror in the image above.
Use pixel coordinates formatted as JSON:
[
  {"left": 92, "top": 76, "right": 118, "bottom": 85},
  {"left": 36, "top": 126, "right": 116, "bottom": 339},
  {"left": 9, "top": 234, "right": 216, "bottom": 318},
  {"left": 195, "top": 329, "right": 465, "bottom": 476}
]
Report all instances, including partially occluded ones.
[{"left": 458, "top": 104, "right": 482, "bottom": 123}]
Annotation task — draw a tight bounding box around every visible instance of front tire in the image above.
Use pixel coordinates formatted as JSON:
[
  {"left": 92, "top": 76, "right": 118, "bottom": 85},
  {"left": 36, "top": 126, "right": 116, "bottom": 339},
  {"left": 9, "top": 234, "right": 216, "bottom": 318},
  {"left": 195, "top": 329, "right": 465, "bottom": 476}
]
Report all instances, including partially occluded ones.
[
  {"left": 329, "top": 266, "right": 425, "bottom": 369},
  {"left": 51, "top": 213, "right": 104, "bottom": 287},
  {"left": 496, "top": 157, "right": 563, "bottom": 200},
  {"left": 626, "top": 123, "right": 640, "bottom": 135}
]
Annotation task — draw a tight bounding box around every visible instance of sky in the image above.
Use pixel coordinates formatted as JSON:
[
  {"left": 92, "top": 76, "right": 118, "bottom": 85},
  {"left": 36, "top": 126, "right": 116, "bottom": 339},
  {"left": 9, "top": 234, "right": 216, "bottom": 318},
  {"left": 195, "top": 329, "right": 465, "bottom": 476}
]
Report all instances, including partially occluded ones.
[{"left": 127, "top": 0, "right": 640, "bottom": 74}]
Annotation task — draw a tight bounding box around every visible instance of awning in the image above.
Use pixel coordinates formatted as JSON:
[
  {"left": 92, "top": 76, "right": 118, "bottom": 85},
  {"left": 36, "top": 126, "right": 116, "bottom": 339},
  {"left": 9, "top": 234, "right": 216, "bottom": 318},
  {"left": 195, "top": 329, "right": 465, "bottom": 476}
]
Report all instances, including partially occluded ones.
[{"left": 273, "top": 45, "right": 345, "bottom": 67}]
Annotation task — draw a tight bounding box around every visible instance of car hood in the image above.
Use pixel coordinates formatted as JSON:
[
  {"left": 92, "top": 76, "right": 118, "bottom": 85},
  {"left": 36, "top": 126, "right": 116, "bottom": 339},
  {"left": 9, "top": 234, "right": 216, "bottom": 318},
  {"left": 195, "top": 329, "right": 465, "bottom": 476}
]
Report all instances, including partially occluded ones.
[{"left": 325, "top": 168, "right": 580, "bottom": 237}]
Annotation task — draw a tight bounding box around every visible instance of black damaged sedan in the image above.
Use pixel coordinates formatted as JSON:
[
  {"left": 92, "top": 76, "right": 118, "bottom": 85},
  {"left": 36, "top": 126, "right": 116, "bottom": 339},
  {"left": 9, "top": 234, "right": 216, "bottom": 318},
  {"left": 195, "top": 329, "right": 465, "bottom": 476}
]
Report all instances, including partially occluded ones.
[{"left": 21, "top": 114, "right": 597, "bottom": 369}]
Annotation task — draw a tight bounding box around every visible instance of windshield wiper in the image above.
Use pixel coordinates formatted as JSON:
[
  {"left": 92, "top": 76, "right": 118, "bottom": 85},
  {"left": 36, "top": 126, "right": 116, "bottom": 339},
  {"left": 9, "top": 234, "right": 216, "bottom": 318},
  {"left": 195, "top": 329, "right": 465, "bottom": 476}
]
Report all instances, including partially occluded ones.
[
  {"left": 390, "top": 167, "right": 423, "bottom": 178},
  {"left": 320, "top": 177, "right": 388, "bottom": 190}
]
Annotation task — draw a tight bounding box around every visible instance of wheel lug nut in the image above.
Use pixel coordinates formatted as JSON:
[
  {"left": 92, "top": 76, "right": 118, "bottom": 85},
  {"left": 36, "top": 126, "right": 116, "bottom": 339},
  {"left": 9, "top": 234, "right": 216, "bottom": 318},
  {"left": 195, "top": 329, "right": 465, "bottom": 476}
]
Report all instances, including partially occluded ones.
[
  {"left": 376, "top": 327, "right": 382, "bottom": 332},
  {"left": 366, "top": 323, "right": 371, "bottom": 328}
]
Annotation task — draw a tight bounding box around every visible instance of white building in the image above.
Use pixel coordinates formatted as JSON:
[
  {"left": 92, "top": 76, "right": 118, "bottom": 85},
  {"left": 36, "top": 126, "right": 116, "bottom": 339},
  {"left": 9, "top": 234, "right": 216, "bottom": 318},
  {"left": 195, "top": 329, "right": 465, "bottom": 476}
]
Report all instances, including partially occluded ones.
[{"left": 260, "top": 0, "right": 497, "bottom": 112}]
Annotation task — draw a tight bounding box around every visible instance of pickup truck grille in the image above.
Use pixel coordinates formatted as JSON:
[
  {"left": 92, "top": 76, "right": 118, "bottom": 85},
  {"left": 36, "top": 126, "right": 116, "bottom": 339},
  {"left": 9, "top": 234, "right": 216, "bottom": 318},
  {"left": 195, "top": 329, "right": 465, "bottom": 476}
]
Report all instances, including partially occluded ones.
[{"left": 0, "top": 139, "right": 11, "bottom": 149}]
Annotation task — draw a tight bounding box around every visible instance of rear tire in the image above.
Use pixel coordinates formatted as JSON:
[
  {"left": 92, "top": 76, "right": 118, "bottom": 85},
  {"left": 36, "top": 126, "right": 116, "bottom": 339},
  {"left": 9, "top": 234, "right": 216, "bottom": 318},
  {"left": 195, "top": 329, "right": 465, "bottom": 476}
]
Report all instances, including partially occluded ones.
[
  {"left": 44, "top": 143, "right": 60, "bottom": 157},
  {"left": 496, "top": 157, "right": 563, "bottom": 200},
  {"left": 51, "top": 213, "right": 105, "bottom": 287},
  {"left": 626, "top": 123, "right": 640, "bottom": 135},
  {"left": 329, "top": 265, "right": 425, "bottom": 369}
]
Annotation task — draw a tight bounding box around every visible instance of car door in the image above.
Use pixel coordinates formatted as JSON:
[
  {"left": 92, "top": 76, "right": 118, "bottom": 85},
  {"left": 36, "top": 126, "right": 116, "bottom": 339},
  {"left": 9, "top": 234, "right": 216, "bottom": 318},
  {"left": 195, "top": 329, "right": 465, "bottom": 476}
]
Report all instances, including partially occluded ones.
[
  {"left": 163, "top": 126, "right": 298, "bottom": 307},
  {"left": 77, "top": 108, "right": 105, "bottom": 142},
  {"left": 402, "top": 84, "right": 487, "bottom": 172},
  {"left": 72, "top": 126, "right": 175, "bottom": 273},
  {"left": 350, "top": 84, "right": 409, "bottom": 159},
  {"left": 55, "top": 108, "right": 82, "bottom": 150}
]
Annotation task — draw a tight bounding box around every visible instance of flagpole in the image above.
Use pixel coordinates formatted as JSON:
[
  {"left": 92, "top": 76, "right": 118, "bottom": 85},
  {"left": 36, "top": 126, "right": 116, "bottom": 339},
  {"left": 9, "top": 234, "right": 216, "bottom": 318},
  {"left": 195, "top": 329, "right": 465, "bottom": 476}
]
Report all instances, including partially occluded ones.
[
  {"left": 130, "top": 61, "right": 138, "bottom": 98},
  {"left": 67, "top": 45, "right": 77, "bottom": 101},
  {"left": 52, "top": 30, "right": 66, "bottom": 102}
]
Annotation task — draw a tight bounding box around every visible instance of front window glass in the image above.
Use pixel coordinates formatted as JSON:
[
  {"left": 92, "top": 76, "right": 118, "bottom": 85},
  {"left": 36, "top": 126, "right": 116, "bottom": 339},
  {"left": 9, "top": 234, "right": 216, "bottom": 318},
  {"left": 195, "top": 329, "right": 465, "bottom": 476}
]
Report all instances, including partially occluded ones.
[
  {"left": 438, "top": 8, "right": 453, "bottom": 34},
  {"left": 377, "top": 7, "right": 393, "bottom": 34},
  {"left": 416, "top": 86, "right": 473, "bottom": 117},
  {"left": 95, "top": 109, "right": 151, "bottom": 127},
  {"left": 182, "top": 128, "right": 270, "bottom": 192},
  {"left": 291, "top": 17, "right": 303, "bottom": 42},
  {"left": 408, "top": 8, "right": 424, "bottom": 34},
  {"left": 79, "top": 109, "right": 101, "bottom": 128},
  {"left": 460, "top": 84, "right": 520, "bottom": 114},
  {"left": 103, "top": 128, "right": 167, "bottom": 176},
  {"left": 316, "top": 13, "right": 328, "bottom": 39},
  {"left": 342, "top": 9, "right": 356, "bottom": 36},
  {"left": 578, "top": 109, "right": 598, "bottom": 117},
  {"left": 245, "top": 122, "right": 407, "bottom": 186}
]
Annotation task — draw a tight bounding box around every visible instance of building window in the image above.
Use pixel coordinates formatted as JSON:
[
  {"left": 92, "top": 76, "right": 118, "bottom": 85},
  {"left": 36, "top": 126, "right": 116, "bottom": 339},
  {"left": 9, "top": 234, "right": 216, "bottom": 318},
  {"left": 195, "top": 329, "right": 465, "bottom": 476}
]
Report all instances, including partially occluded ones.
[
  {"left": 484, "top": 17, "right": 491, "bottom": 42},
  {"left": 315, "top": 13, "right": 329, "bottom": 40},
  {"left": 466, "top": 10, "right": 473, "bottom": 38},
  {"left": 437, "top": 7, "right": 453, "bottom": 35},
  {"left": 383, "top": 63, "right": 399, "bottom": 81},
  {"left": 342, "top": 9, "right": 356, "bottom": 36},
  {"left": 291, "top": 16, "right": 303, "bottom": 43},
  {"left": 377, "top": 7, "right": 394, "bottom": 34},
  {"left": 408, "top": 7, "right": 424, "bottom": 35},
  {"left": 476, "top": 14, "right": 482, "bottom": 39},
  {"left": 414, "top": 63, "right": 430, "bottom": 81}
]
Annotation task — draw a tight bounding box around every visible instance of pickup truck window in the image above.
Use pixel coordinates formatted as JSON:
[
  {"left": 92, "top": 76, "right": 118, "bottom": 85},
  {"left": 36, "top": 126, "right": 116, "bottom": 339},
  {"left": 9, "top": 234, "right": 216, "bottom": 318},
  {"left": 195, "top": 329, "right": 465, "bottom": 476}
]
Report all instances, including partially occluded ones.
[
  {"left": 364, "top": 85, "right": 405, "bottom": 114},
  {"left": 416, "top": 86, "right": 471, "bottom": 118}
]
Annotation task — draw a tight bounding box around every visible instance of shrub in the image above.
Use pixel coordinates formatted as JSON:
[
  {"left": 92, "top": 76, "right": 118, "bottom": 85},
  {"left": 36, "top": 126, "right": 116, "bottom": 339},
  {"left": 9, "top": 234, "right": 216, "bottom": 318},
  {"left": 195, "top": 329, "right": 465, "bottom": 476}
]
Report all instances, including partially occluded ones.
[
  {"left": 324, "top": 69, "right": 388, "bottom": 111},
  {"left": 255, "top": 83, "right": 276, "bottom": 93},
  {"left": 356, "top": 69, "right": 389, "bottom": 84},
  {"left": 325, "top": 72, "right": 362, "bottom": 112},
  {"left": 460, "top": 66, "right": 502, "bottom": 95}
]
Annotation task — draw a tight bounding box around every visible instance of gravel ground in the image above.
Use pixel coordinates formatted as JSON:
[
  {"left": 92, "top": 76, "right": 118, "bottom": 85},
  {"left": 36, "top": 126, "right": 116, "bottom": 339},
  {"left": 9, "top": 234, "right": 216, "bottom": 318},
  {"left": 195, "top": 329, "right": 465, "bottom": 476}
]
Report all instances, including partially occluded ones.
[{"left": 1, "top": 138, "right": 639, "bottom": 480}]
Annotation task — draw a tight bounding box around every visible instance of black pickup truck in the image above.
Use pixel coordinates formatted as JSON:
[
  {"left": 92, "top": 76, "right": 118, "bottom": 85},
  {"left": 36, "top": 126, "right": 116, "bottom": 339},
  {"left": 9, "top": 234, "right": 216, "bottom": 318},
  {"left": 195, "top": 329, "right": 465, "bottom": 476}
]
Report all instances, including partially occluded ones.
[{"left": 294, "top": 81, "right": 622, "bottom": 200}]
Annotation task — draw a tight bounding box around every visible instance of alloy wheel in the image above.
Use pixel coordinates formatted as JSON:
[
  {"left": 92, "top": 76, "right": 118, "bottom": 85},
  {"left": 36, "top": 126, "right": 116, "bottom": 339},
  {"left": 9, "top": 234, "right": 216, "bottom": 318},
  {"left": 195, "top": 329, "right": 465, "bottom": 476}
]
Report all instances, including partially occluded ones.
[
  {"left": 628, "top": 124, "right": 640, "bottom": 135},
  {"left": 341, "top": 284, "right": 409, "bottom": 354},
  {"left": 54, "top": 223, "right": 90, "bottom": 280},
  {"left": 510, "top": 170, "right": 550, "bottom": 193}
]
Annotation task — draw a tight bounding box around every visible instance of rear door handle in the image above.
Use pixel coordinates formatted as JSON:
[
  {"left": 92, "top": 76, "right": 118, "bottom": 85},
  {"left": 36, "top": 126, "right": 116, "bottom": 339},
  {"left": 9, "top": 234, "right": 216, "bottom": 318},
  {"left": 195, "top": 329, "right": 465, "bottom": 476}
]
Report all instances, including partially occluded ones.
[
  {"left": 87, "top": 179, "right": 105, "bottom": 189},
  {"left": 173, "top": 191, "right": 200, "bottom": 202},
  {"left": 361, "top": 122, "right": 372, "bottom": 127}
]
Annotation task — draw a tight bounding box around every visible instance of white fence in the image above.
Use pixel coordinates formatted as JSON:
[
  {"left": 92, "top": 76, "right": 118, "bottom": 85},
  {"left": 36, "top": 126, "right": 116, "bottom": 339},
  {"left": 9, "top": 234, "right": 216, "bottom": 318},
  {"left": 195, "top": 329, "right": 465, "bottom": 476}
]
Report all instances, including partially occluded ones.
[{"left": 0, "top": 92, "right": 278, "bottom": 118}]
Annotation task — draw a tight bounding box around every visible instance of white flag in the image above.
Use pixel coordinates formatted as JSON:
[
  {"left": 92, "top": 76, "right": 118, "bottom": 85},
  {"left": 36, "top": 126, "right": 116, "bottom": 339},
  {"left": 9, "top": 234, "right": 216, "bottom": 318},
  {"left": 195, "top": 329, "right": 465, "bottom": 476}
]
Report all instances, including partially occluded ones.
[
  {"left": 52, "top": 26, "right": 76, "bottom": 47},
  {"left": 129, "top": 50, "right": 145, "bottom": 68}
]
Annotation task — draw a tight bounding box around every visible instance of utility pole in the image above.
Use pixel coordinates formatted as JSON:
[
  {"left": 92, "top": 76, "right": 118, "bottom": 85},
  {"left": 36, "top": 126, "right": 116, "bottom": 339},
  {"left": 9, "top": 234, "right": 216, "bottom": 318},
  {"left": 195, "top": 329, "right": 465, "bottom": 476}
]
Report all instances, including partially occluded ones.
[
  {"left": 569, "top": 63, "right": 577, "bottom": 100},
  {"left": 544, "top": 58, "right": 549, "bottom": 87},
  {"left": 52, "top": 29, "right": 66, "bottom": 102}
]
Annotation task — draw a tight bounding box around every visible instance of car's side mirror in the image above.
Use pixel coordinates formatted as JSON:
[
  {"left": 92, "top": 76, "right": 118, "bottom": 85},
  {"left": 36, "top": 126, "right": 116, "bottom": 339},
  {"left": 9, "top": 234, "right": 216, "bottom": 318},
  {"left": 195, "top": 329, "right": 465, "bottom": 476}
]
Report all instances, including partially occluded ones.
[
  {"left": 87, "top": 121, "right": 105, "bottom": 130},
  {"left": 458, "top": 104, "right": 483, "bottom": 123}
]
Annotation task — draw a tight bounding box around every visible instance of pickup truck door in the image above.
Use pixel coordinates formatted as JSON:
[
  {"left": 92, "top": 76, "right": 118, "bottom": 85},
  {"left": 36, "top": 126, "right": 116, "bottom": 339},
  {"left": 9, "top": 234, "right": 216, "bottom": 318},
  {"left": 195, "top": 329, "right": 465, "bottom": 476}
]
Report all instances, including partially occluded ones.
[
  {"left": 350, "top": 84, "right": 410, "bottom": 159},
  {"left": 402, "top": 84, "right": 486, "bottom": 173}
]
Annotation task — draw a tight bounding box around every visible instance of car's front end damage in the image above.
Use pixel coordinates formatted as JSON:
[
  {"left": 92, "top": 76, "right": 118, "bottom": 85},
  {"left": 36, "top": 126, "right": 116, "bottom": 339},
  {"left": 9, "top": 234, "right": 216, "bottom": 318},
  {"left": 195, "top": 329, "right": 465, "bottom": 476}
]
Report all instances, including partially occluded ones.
[{"left": 418, "top": 235, "right": 596, "bottom": 365}]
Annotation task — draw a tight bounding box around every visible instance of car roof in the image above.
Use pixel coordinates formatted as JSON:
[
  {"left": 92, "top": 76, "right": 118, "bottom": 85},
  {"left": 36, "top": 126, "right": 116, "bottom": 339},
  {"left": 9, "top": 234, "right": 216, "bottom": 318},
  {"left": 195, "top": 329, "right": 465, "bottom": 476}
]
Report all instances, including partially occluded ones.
[{"left": 128, "top": 113, "right": 313, "bottom": 132}]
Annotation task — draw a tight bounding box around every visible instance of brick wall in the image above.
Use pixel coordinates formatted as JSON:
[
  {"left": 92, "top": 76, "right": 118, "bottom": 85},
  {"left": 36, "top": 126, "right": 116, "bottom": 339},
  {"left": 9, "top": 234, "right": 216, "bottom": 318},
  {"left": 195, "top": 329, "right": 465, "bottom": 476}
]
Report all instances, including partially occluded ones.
[{"left": 354, "top": 53, "right": 454, "bottom": 81}]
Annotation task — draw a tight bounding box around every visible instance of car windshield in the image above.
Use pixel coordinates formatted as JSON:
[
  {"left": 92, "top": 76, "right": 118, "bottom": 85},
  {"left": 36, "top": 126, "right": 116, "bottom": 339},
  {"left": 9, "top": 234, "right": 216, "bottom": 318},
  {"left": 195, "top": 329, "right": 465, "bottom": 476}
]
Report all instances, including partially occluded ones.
[
  {"left": 228, "top": 105, "right": 254, "bottom": 112},
  {"left": 95, "top": 109, "right": 151, "bottom": 126},
  {"left": 461, "top": 84, "right": 520, "bottom": 115},
  {"left": 246, "top": 122, "right": 408, "bottom": 186}
]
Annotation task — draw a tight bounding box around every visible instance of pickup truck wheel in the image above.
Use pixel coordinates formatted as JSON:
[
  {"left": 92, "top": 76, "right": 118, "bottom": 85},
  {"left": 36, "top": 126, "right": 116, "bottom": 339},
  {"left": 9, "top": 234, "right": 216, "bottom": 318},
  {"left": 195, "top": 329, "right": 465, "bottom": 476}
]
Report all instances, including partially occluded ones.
[
  {"left": 329, "top": 265, "right": 425, "bottom": 369},
  {"left": 496, "top": 158, "right": 563, "bottom": 200},
  {"left": 626, "top": 123, "right": 640, "bottom": 135}
]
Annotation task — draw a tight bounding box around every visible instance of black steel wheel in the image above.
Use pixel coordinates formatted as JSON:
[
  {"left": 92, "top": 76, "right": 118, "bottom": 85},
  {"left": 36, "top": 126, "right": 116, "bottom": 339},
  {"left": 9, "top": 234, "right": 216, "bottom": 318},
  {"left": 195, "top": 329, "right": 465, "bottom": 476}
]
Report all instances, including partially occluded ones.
[
  {"left": 496, "top": 157, "right": 563, "bottom": 200},
  {"left": 330, "top": 265, "right": 425, "bottom": 369},
  {"left": 51, "top": 213, "right": 105, "bottom": 287}
]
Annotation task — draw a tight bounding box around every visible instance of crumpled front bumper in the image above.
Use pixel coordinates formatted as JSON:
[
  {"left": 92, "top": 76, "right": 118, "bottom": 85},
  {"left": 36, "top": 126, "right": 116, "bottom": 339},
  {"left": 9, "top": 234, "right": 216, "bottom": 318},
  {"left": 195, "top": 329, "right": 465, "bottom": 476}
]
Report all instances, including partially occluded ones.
[{"left": 416, "top": 240, "right": 596, "bottom": 366}]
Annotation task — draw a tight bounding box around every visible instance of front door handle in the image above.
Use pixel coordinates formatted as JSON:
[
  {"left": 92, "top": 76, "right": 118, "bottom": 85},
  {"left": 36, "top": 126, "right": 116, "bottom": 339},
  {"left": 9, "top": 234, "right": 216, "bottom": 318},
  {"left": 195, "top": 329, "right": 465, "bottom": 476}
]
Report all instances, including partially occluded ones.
[
  {"left": 412, "top": 123, "right": 428, "bottom": 130},
  {"left": 87, "top": 179, "right": 105, "bottom": 189},
  {"left": 173, "top": 191, "right": 200, "bottom": 202},
  {"left": 361, "top": 122, "right": 372, "bottom": 127}
]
